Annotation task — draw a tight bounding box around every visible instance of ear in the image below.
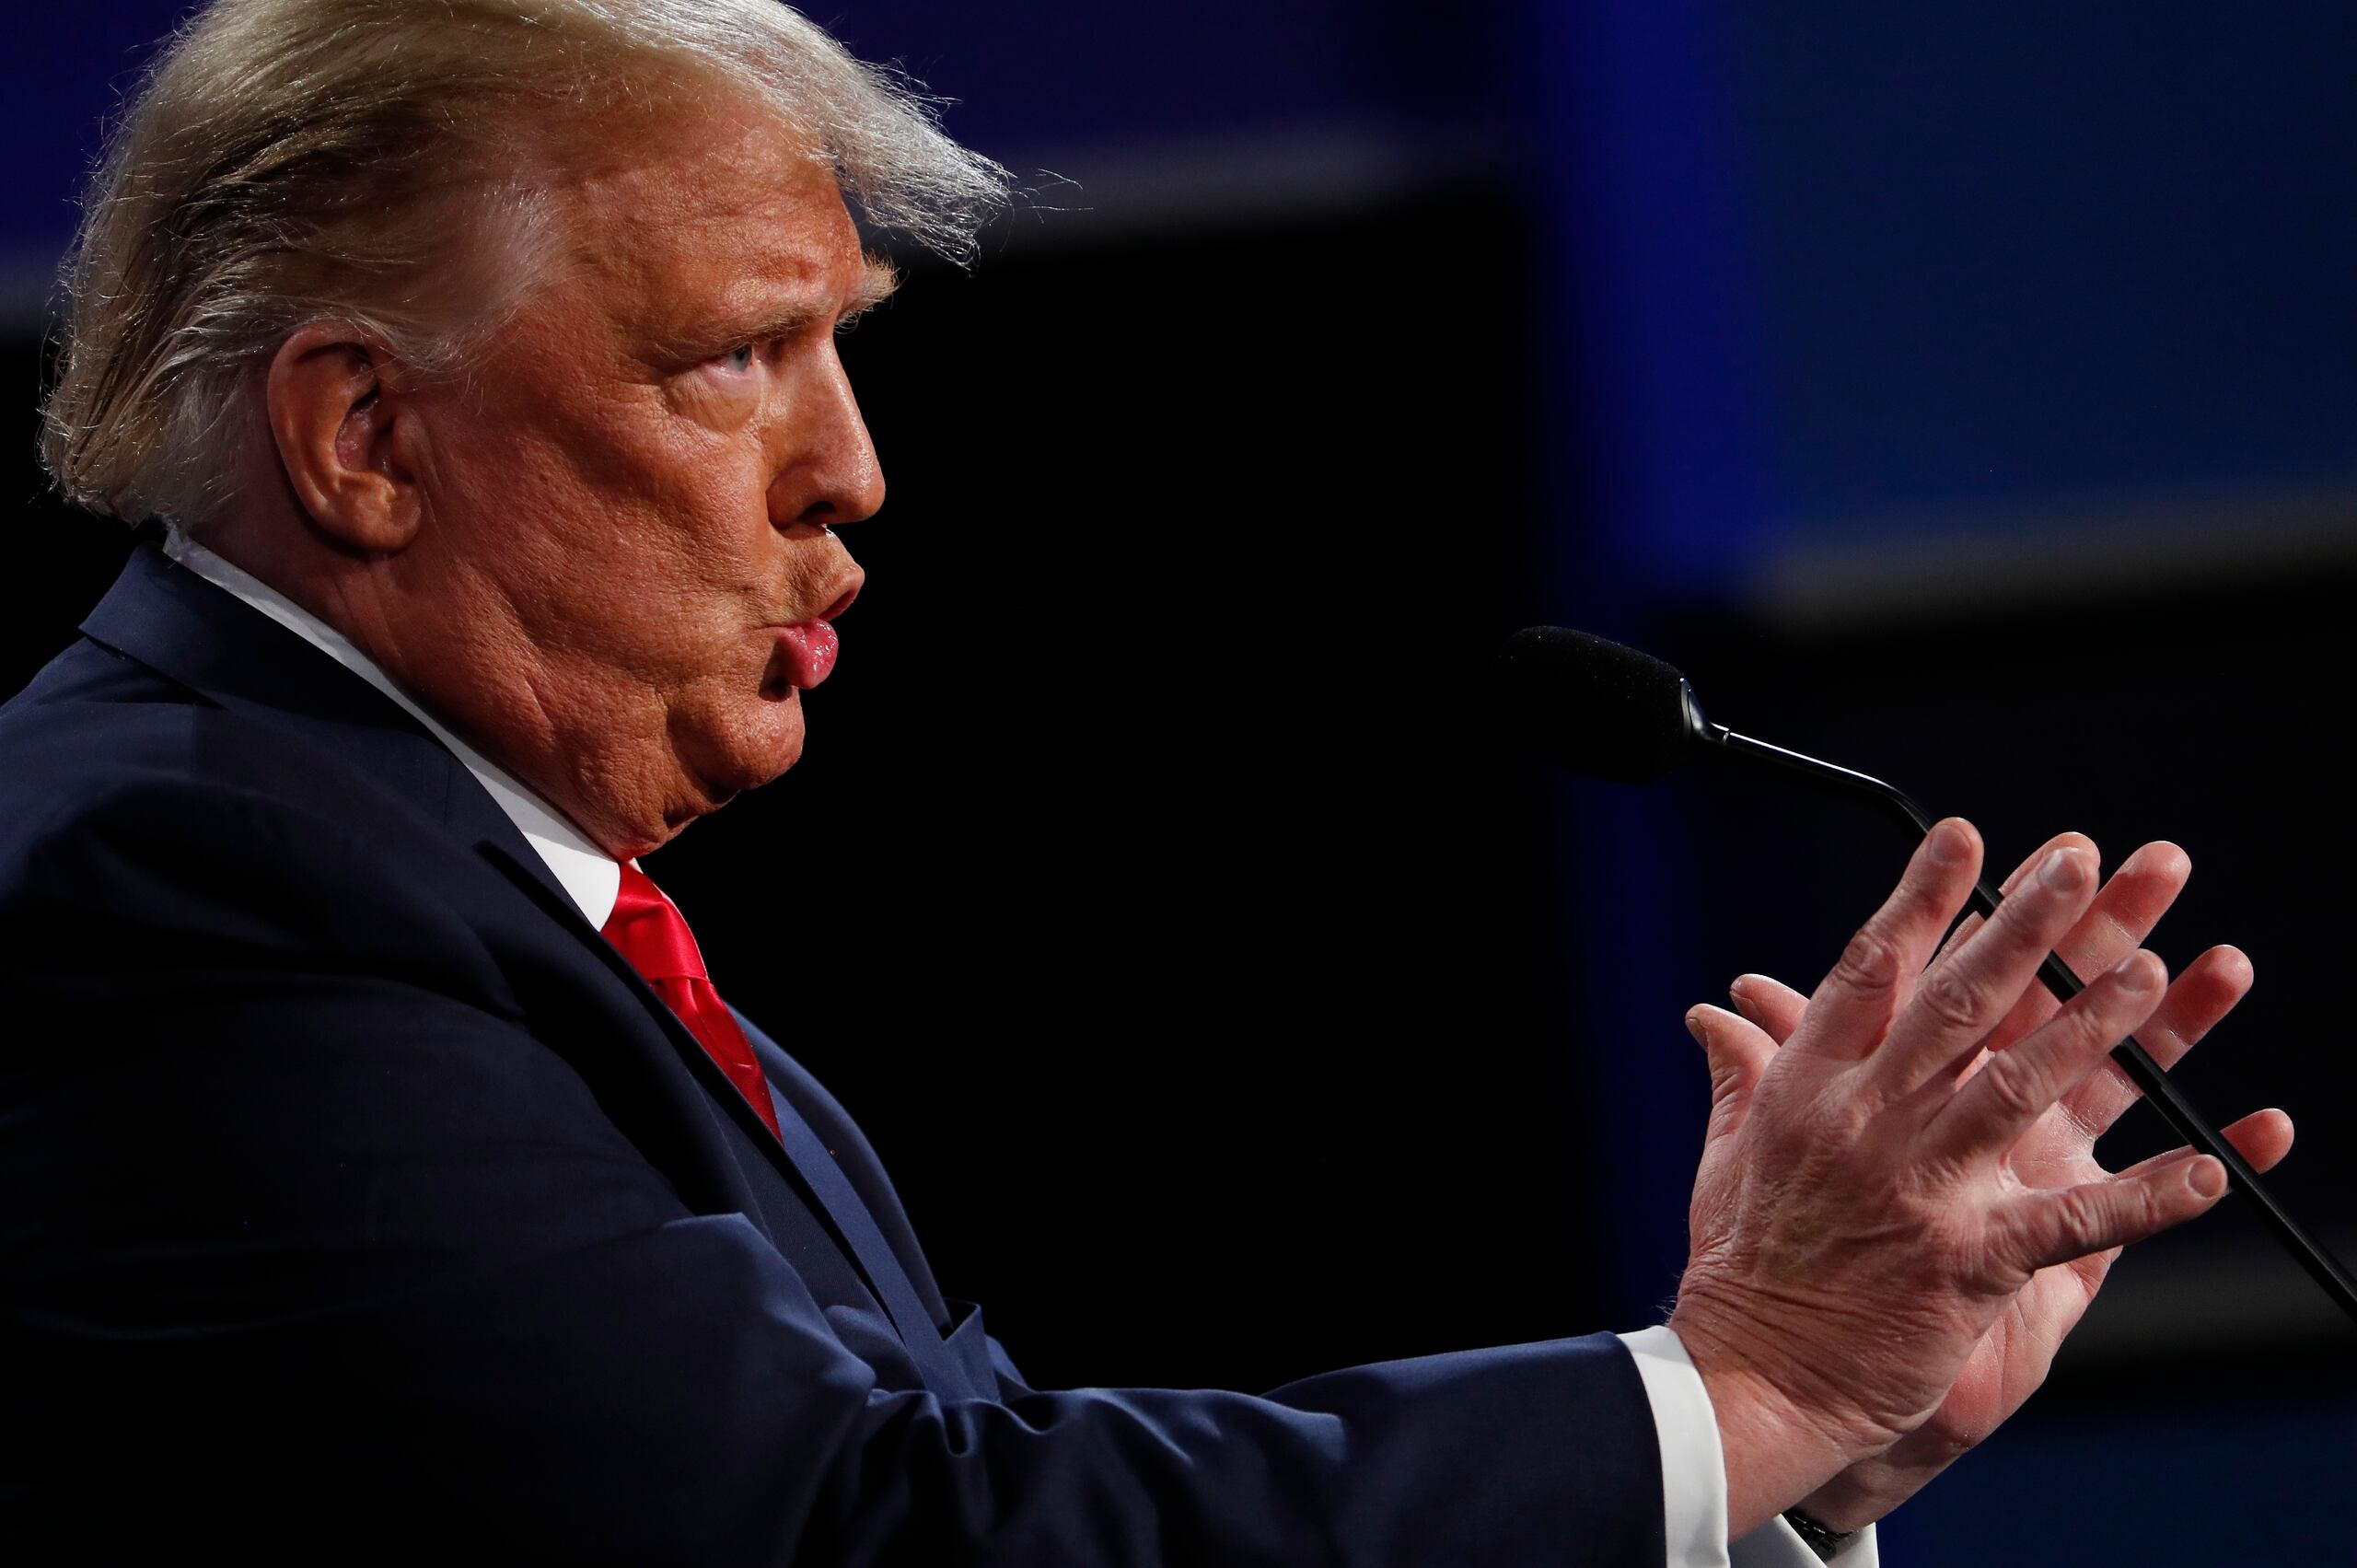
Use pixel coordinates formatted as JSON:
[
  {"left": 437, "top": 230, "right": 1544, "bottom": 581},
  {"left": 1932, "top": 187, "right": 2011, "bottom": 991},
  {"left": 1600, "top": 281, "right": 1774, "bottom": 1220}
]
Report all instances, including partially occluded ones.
[{"left": 264, "top": 323, "right": 426, "bottom": 553}]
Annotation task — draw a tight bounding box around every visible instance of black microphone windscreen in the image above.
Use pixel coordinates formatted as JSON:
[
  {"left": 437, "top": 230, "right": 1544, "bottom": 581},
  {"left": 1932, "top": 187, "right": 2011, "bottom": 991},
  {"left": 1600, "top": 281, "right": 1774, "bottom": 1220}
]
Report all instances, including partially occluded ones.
[{"left": 1488, "top": 626, "right": 1695, "bottom": 783}]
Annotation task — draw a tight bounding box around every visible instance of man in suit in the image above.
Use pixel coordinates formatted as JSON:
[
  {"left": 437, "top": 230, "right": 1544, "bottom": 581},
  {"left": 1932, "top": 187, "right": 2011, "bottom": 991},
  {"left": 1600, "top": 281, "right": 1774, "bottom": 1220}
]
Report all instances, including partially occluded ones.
[{"left": 3, "top": 1, "right": 2292, "bottom": 1562}]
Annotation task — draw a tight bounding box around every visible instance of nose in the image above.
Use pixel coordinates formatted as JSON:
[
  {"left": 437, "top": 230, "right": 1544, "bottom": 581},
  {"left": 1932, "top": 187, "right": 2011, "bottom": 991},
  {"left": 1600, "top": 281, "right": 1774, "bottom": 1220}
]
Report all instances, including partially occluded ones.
[{"left": 770, "top": 346, "right": 887, "bottom": 531}]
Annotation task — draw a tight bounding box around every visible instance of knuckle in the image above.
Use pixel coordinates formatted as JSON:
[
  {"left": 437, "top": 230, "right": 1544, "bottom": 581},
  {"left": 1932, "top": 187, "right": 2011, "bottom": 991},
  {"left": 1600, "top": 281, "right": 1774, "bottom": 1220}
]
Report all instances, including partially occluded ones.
[
  {"left": 1834, "top": 928, "right": 1902, "bottom": 993},
  {"left": 1914, "top": 968, "right": 1991, "bottom": 1033},
  {"left": 1977, "top": 1050, "right": 2053, "bottom": 1124},
  {"left": 2063, "top": 992, "right": 2133, "bottom": 1059},
  {"left": 2049, "top": 1184, "right": 2110, "bottom": 1257}
]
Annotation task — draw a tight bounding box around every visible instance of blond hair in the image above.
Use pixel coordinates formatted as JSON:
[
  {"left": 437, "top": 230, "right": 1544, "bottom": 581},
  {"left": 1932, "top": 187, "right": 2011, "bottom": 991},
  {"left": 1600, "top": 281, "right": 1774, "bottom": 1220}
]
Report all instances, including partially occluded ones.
[{"left": 41, "top": 0, "right": 1008, "bottom": 527}]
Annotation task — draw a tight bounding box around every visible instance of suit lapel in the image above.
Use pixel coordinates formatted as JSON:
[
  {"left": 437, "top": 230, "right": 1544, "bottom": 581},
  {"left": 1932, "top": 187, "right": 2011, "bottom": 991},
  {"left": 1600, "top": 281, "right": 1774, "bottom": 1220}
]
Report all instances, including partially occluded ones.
[
  {"left": 471, "top": 840, "right": 963, "bottom": 1391},
  {"left": 474, "top": 848, "right": 866, "bottom": 1223}
]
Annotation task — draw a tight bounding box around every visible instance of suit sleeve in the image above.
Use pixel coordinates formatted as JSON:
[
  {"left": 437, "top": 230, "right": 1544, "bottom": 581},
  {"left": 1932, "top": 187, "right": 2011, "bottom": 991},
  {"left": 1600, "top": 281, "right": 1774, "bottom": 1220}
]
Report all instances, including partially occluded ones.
[{"left": 0, "top": 781, "right": 1665, "bottom": 1566}]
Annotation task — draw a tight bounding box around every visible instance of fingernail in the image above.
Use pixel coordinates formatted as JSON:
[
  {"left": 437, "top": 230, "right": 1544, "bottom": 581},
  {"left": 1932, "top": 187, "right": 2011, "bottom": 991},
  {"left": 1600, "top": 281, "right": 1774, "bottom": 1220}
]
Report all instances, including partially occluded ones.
[
  {"left": 1928, "top": 823, "right": 1968, "bottom": 865},
  {"left": 2186, "top": 1157, "right": 2227, "bottom": 1199},
  {"left": 1684, "top": 1009, "right": 1707, "bottom": 1046},
  {"left": 2111, "top": 951, "right": 2158, "bottom": 994},
  {"left": 2039, "top": 848, "right": 2087, "bottom": 893}
]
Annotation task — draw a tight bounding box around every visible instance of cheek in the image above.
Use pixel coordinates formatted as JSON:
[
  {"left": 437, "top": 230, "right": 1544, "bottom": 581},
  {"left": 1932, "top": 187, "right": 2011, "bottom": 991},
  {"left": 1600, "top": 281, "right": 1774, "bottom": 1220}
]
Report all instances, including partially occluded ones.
[
  {"left": 582, "top": 494, "right": 784, "bottom": 693},
  {"left": 427, "top": 378, "right": 778, "bottom": 681},
  {"left": 563, "top": 389, "right": 770, "bottom": 558},
  {"left": 451, "top": 415, "right": 749, "bottom": 590}
]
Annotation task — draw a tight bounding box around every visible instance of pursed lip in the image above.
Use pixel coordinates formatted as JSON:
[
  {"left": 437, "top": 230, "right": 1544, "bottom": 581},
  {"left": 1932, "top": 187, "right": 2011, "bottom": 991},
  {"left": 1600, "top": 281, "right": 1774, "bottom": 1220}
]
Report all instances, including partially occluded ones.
[
  {"left": 766, "top": 566, "right": 863, "bottom": 631},
  {"left": 768, "top": 621, "right": 838, "bottom": 689},
  {"left": 761, "top": 568, "right": 863, "bottom": 691}
]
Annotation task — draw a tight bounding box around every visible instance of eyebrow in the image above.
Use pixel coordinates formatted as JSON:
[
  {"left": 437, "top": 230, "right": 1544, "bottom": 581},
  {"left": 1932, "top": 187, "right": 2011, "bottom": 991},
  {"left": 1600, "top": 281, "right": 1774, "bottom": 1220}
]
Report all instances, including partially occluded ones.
[
  {"left": 654, "top": 257, "right": 901, "bottom": 362},
  {"left": 735, "top": 258, "right": 900, "bottom": 343},
  {"left": 843, "top": 256, "right": 902, "bottom": 319}
]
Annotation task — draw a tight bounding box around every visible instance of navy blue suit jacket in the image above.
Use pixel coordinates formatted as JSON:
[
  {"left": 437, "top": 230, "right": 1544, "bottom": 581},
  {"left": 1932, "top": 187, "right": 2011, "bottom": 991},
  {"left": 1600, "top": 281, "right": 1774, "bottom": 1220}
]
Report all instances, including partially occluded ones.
[{"left": 0, "top": 538, "right": 1664, "bottom": 1563}]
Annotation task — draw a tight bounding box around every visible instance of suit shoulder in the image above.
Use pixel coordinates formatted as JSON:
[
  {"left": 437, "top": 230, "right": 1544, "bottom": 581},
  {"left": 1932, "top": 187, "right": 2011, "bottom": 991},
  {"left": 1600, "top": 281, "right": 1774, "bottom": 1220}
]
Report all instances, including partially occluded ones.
[
  {"left": 3, "top": 632, "right": 170, "bottom": 712},
  {"left": 2, "top": 637, "right": 246, "bottom": 800},
  {"left": 0, "top": 677, "right": 331, "bottom": 865},
  {"left": 0, "top": 704, "right": 498, "bottom": 981},
  {"left": 0, "top": 636, "right": 436, "bottom": 859},
  {"left": 0, "top": 638, "right": 534, "bottom": 1012}
]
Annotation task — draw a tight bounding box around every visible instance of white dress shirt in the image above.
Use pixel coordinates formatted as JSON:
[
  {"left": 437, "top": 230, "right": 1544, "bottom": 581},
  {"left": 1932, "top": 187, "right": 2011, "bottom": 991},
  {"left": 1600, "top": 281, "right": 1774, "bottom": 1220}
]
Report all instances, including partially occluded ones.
[
  {"left": 162, "top": 532, "right": 1876, "bottom": 1567},
  {"left": 1623, "top": 1326, "right": 1879, "bottom": 1566}
]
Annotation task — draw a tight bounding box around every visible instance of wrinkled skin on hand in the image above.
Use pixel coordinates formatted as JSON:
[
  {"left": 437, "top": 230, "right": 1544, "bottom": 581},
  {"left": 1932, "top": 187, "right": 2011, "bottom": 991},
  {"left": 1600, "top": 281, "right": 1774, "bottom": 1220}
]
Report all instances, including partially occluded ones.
[
  {"left": 1725, "top": 833, "right": 2293, "bottom": 1532},
  {"left": 1666, "top": 819, "right": 2291, "bottom": 1537}
]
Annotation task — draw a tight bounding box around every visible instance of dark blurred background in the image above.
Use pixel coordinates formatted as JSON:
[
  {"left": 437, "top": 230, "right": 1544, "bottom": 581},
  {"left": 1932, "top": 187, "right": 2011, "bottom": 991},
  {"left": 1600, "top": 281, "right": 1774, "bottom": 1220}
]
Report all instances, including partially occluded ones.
[{"left": 7, "top": 2, "right": 2353, "bottom": 1558}]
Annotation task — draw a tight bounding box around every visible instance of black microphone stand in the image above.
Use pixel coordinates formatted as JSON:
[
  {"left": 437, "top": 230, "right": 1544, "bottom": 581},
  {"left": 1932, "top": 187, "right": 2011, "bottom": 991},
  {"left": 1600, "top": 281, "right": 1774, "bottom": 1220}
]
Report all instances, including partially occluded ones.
[{"left": 1684, "top": 705, "right": 2357, "bottom": 1327}]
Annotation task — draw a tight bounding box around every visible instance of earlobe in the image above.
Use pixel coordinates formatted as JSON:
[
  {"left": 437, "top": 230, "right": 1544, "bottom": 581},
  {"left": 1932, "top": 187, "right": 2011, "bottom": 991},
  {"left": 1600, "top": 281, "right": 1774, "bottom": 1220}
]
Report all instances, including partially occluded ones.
[{"left": 265, "top": 325, "right": 424, "bottom": 554}]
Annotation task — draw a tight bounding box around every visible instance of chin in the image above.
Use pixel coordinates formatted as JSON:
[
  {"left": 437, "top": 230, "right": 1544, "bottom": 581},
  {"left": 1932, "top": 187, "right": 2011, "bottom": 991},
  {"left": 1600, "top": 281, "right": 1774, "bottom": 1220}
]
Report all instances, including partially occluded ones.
[
  {"left": 710, "top": 688, "right": 810, "bottom": 796},
  {"left": 660, "top": 676, "right": 812, "bottom": 833}
]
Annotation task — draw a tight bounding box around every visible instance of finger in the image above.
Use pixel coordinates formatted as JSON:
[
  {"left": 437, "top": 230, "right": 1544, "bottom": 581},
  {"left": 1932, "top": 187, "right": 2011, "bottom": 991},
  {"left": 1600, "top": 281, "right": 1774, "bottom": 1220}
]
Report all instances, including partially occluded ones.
[
  {"left": 2061, "top": 840, "right": 2191, "bottom": 970},
  {"left": 2061, "top": 945, "right": 2255, "bottom": 1137},
  {"left": 1923, "top": 909, "right": 1986, "bottom": 980},
  {"left": 1925, "top": 949, "right": 2166, "bottom": 1164},
  {"left": 1922, "top": 830, "right": 2093, "bottom": 973},
  {"left": 2115, "top": 1108, "right": 2294, "bottom": 1181},
  {"left": 1791, "top": 818, "right": 1984, "bottom": 1063},
  {"left": 1978, "top": 840, "right": 2194, "bottom": 1060},
  {"left": 1994, "top": 1152, "right": 2229, "bottom": 1276},
  {"left": 1865, "top": 841, "right": 2099, "bottom": 1097},
  {"left": 1685, "top": 1004, "right": 1777, "bottom": 1143},
  {"left": 1727, "top": 972, "right": 1806, "bottom": 1045}
]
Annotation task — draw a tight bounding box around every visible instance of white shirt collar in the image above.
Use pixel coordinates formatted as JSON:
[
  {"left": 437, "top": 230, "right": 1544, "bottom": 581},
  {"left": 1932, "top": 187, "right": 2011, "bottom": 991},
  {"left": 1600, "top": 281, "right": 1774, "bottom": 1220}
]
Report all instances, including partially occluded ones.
[{"left": 161, "top": 532, "right": 624, "bottom": 929}]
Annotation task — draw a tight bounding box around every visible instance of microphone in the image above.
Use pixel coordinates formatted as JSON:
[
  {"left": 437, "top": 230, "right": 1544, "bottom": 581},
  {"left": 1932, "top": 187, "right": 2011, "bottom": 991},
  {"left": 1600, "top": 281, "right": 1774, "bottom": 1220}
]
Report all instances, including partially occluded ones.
[
  {"left": 1490, "top": 624, "right": 2357, "bottom": 1326},
  {"left": 1487, "top": 627, "right": 1701, "bottom": 784}
]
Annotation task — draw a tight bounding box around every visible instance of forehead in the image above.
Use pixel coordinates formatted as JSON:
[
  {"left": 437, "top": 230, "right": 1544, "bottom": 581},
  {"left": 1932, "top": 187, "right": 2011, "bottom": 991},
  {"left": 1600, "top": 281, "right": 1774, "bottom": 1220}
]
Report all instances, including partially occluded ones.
[{"left": 556, "top": 108, "right": 870, "bottom": 342}]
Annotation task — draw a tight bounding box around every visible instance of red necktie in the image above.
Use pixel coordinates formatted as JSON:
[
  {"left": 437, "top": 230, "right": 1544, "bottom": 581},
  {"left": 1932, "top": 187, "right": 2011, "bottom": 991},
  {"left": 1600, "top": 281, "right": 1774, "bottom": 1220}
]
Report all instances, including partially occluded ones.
[{"left": 601, "top": 863, "right": 782, "bottom": 1140}]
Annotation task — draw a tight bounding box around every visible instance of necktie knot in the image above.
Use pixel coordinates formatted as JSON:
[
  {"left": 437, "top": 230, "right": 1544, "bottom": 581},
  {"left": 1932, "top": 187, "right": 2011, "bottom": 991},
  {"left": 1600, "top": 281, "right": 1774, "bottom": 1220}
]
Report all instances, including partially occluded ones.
[{"left": 604, "top": 862, "right": 708, "bottom": 981}]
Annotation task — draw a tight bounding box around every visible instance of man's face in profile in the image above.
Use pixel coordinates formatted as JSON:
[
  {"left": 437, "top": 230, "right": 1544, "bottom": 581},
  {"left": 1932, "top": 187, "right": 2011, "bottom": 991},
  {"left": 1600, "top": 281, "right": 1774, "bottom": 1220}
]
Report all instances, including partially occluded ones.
[{"left": 410, "top": 104, "right": 894, "bottom": 839}]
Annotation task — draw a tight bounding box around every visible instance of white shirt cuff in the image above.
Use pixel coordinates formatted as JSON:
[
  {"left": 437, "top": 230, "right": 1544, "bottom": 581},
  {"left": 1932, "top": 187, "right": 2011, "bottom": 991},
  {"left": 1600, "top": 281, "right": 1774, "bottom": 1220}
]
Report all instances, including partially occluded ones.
[{"left": 1618, "top": 1325, "right": 1879, "bottom": 1568}]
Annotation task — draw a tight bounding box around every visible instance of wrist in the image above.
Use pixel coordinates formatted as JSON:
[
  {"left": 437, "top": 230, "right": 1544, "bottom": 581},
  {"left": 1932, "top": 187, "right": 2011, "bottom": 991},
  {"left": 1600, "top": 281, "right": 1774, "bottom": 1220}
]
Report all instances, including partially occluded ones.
[{"left": 1667, "top": 1300, "right": 1892, "bottom": 1536}]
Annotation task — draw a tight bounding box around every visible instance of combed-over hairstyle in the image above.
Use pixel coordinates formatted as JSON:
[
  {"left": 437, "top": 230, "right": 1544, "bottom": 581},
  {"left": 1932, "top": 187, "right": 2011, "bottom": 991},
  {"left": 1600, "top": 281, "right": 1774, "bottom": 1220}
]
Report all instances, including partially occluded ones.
[{"left": 41, "top": 0, "right": 1008, "bottom": 528}]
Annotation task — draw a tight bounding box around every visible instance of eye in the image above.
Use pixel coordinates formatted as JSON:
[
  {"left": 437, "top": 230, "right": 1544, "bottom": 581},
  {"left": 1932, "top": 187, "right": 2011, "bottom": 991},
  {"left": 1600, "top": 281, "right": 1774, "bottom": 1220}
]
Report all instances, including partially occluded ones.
[{"left": 722, "top": 343, "right": 757, "bottom": 373}]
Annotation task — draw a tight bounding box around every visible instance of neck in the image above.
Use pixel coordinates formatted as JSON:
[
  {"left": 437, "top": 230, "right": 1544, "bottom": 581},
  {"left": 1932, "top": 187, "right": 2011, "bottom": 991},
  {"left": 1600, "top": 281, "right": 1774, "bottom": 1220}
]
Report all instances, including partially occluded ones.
[{"left": 187, "top": 518, "right": 692, "bottom": 861}]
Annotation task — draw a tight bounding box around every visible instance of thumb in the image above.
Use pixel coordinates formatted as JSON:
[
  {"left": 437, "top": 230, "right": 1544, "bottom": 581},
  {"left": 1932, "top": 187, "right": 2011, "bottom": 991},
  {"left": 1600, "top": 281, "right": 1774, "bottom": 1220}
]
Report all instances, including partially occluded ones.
[{"left": 1685, "top": 1003, "right": 1777, "bottom": 1143}]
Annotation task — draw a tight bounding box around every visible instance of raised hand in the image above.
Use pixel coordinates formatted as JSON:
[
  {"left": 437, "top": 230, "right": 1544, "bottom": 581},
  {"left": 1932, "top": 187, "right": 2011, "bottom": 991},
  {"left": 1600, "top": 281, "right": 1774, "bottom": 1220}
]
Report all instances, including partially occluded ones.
[
  {"left": 1713, "top": 832, "right": 2291, "bottom": 1529},
  {"left": 1665, "top": 819, "right": 2270, "bottom": 1536}
]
